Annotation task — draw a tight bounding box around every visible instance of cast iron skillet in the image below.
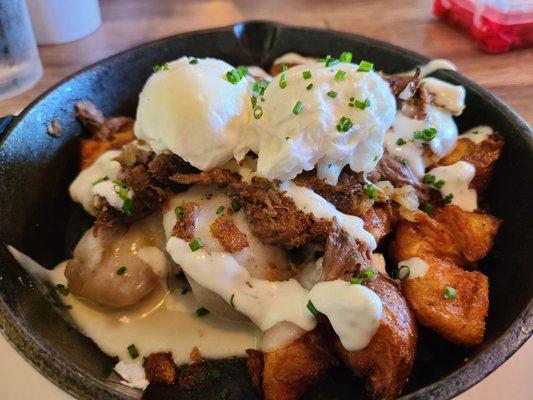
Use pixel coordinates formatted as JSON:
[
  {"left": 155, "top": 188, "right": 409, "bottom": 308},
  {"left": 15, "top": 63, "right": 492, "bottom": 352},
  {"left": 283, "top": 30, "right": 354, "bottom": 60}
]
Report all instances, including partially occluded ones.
[{"left": 0, "top": 21, "right": 531, "bottom": 400}]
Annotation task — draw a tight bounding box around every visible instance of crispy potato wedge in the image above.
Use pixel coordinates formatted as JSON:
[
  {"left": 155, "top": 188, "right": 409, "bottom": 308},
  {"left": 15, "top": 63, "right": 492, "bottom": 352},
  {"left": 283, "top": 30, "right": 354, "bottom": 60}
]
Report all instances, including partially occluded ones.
[
  {"left": 333, "top": 274, "right": 417, "bottom": 400},
  {"left": 361, "top": 203, "right": 397, "bottom": 244},
  {"left": 262, "top": 330, "right": 336, "bottom": 400},
  {"left": 393, "top": 205, "right": 500, "bottom": 345},
  {"left": 438, "top": 134, "right": 504, "bottom": 193}
]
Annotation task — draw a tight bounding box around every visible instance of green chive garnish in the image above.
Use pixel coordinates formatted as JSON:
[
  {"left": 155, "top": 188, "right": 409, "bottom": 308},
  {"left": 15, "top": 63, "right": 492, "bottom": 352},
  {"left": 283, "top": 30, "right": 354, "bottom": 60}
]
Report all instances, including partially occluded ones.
[
  {"left": 339, "top": 52, "right": 353, "bottom": 63},
  {"left": 363, "top": 184, "right": 378, "bottom": 200},
  {"left": 292, "top": 101, "right": 304, "bottom": 115},
  {"left": 231, "top": 199, "right": 241, "bottom": 212},
  {"left": 434, "top": 179, "right": 446, "bottom": 189},
  {"left": 302, "top": 70, "right": 312, "bottom": 79},
  {"left": 398, "top": 265, "right": 410, "bottom": 280},
  {"left": 423, "top": 174, "right": 436, "bottom": 184},
  {"left": 307, "top": 300, "right": 320, "bottom": 316},
  {"left": 325, "top": 56, "right": 339, "bottom": 67},
  {"left": 253, "top": 105, "right": 263, "bottom": 119},
  {"left": 396, "top": 138, "right": 407, "bottom": 146},
  {"left": 357, "top": 60, "right": 374, "bottom": 72},
  {"left": 443, "top": 286, "right": 457, "bottom": 299},
  {"left": 335, "top": 70, "right": 347, "bottom": 81},
  {"left": 216, "top": 205, "right": 225, "bottom": 214},
  {"left": 413, "top": 127, "right": 438, "bottom": 141},
  {"left": 279, "top": 73, "right": 288, "bottom": 89},
  {"left": 189, "top": 59, "right": 198, "bottom": 65},
  {"left": 336, "top": 116, "right": 353, "bottom": 133},
  {"left": 281, "top": 64, "right": 288, "bottom": 72},
  {"left": 306, "top": 83, "right": 314, "bottom": 90},
  {"left": 230, "top": 294, "right": 235, "bottom": 308},
  {"left": 55, "top": 284, "right": 69, "bottom": 296},
  {"left": 175, "top": 206, "right": 185, "bottom": 219},
  {"left": 128, "top": 344, "right": 139, "bottom": 359},
  {"left": 189, "top": 238, "right": 204, "bottom": 252},
  {"left": 153, "top": 63, "right": 170, "bottom": 72},
  {"left": 353, "top": 98, "right": 371, "bottom": 110},
  {"left": 91, "top": 176, "right": 108, "bottom": 186},
  {"left": 351, "top": 277, "right": 363, "bottom": 285},
  {"left": 116, "top": 266, "right": 127, "bottom": 276},
  {"left": 122, "top": 197, "right": 133, "bottom": 216},
  {"left": 441, "top": 193, "right": 454, "bottom": 204},
  {"left": 226, "top": 69, "right": 243, "bottom": 84},
  {"left": 421, "top": 202, "right": 434, "bottom": 214},
  {"left": 196, "top": 307, "right": 210, "bottom": 317},
  {"left": 327, "top": 90, "right": 338, "bottom": 98}
]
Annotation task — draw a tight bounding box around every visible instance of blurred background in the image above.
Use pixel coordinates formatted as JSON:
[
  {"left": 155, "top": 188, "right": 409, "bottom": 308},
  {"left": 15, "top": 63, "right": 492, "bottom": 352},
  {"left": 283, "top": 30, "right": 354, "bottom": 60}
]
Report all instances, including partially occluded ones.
[{"left": 0, "top": 0, "right": 531, "bottom": 399}]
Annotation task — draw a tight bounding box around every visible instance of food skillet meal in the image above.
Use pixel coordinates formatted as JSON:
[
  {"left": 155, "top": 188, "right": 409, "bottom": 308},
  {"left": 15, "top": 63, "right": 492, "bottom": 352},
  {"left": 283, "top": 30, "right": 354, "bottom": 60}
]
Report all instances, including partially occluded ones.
[{"left": 9, "top": 52, "right": 504, "bottom": 399}]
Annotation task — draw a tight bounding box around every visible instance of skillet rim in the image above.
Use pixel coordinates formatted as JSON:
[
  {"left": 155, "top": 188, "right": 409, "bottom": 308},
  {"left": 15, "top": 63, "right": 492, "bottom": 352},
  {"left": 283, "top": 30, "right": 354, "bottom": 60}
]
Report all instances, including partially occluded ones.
[{"left": 0, "top": 20, "right": 531, "bottom": 400}]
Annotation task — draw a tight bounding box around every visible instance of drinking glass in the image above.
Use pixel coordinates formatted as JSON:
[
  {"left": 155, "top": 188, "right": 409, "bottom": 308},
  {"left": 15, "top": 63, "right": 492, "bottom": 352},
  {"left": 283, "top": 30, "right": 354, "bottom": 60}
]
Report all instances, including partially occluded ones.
[{"left": 0, "top": 0, "right": 43, "bottom": 100}]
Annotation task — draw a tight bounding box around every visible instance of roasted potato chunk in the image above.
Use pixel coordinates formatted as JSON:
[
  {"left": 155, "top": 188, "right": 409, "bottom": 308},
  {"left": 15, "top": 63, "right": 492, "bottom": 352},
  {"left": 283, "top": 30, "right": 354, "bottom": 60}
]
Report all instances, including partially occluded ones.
[
  {"left": 333, "top": 274, "right": 417, "bottom": 400},
  {"left": 262, "top": 330, "right": 336, "bottom": 400},
  {"left": 393, "top": 205, "right": 500, "bottom": 345},
  {"left": 361, "top": 203, "right": 397, "bottom": 244},
  {"left": 438, "top": 134, "right": 504, "bottom": 193}
]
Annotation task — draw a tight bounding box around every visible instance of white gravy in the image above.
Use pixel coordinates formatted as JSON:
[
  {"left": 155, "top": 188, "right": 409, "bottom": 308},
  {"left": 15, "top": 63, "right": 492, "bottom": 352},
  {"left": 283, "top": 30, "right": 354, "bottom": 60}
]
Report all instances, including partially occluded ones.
[
  {"left": 460, "top": 125, "right": 494, "bottom": 144},
  {"left": 397, "top": 257, "right": 430, "bottom": 280},
  {"left": 428, "top": 161, "right": 477, "bottom": 212}
]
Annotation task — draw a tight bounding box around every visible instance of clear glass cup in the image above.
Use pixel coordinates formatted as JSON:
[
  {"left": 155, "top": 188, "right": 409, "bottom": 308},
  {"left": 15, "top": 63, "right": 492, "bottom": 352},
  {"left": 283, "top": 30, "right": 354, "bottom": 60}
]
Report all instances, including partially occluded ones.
[{"left": 0, "top": 0, "right": 43, "bottom": 101}]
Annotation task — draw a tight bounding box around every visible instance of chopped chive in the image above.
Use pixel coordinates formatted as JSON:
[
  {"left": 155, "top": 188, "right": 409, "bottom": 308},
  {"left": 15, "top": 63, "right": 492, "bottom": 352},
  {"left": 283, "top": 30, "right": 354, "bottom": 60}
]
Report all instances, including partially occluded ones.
[
  {"left": 279, "top": 73, "right": 288, "bottom": 89},
  {"left": 353, "top": 98, "right": 371, "bottom": 110},
  {"left": 55, "top": 284, "right": 69, "bottom": 296},
  {"left": 237, "top": 66, "right": 248, "bottom": 77},
  {"left": 351, "top": 268, "right": 376, "bottom": 285},
  {"left": 91, "top": 176, "right": 108, "bottom": 186},
  {"left": 413, "top": 127, "right": 438, "bottom": 141},
  {"left": 443, "top": 286, "right": 457, "bottom": 299},
  {"left": 216, "top": 205, "right": 225, "bottom": 215},
  {"left": 251, "top": 96, "right": 257, "bottom": 107},
  {"left": 189, "top": 58, "right": 198, "bottom": 65},
  {"left": 363, "top": 184, "right": 378, "bottom": 200},
  {"left": 339, "top": 52, "right": 353, "bottom": 63},
  {"left": 153, "top": 63, "right": 170, "bottom": 72},
  {"left": 253, "top": 105, "right": 263, "bottom": 119},
  {"left": 306, "top": 83, "right": 314, "bottom": 90},
  {"left": 116, "top": 266, "right": 127, "bottom": 276},
  {"left": 357, "top": 60, "right": 374, "bottom": 72},
  {"left": 189, "top": 237, "right": 204, "bottom": 252},
  {"left": 327, "top": 90, "right": 338, "bottom": 98},
  {"left": 230, "top": 294, "right": 235, "bottom": 308},
  {"left": 196, "top": 307, "right": 210, "bottom": 317},
  {"left": 335, "top": 70, "right": 347, "bottom": 81},
  {"left": 423, "top": 174, "right": 436, "bottom": 184},
  {"left": 336, "top": 116, "right": 353, "bottom": 133},
  {"left": 226, "top": 69, "right": 243, "bottom": 84},
  {"left": 441, "top": 193, "right": 454, "bottom": 204},
  {"left": 303, "top": 70, "right": 312, "bottom": 79},
  {"left": 434, "top": 179, "right": 446, "bottom": 189},
  {"left": 285, "top": 136, "right": 290, "bottom": 140},
  {"left": 307, "top": 300, "right": 320, "bottom": 316},
  {"left": 281, "top": 64, "right": 288, "bottom": 72},
  {"left": 374, "top": 155, "right": 379, "bottom": 161},
  {"left": 175, "top": 206, "right": 185, "bottom": 219},
  {"left": 127, "top": 344, "right": 139, "bottom": 359},
  {"left": 351, "top": 277, "right": 363, "bottom": 285},
  {"left": 122, "top": 197, "right": 133, "bottom": 216},
  {"left": 363, "top": 269, "right": 375, "bottom": 279},
  {"left": 292, "top": 101, "right": 304, "bottom": 115},
  {"left": 398, "top": 265, "right": 410, "bottom": 280},
  {"left": 396, "top": 138, "right": 407, "bottom": 146},
  {"left": 325, "top": 57, "right": 339, "bottom": 67},
  {"left": 231, "top": 199, "right": 241, "bottom": 212},
  {"left": 400, "top": 158, "right": 408, "bottom": 166},
  {"left": 421, "top": 202, "right": 434, "bottom": 214}
]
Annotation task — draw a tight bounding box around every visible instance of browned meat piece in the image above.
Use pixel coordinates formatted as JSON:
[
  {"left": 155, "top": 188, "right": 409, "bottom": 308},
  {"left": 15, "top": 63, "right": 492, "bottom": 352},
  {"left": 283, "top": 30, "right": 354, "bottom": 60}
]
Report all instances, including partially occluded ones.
[
  {"left": 361, "top": 203, "right": 398, "bottom": 244},
  {"left": 392, "top": 205, "right": 501, "bottom": 345},
  {"left": 333, "top": 274, "right": 417, "bottom": 400},
  {"left": 148, "top": 152, "right": 198, "bottom": 186},
  {"left": 374, "top": 153, "right": 429, "bottom": 200},
  {"left": 262, "top": 330, "right": 337, "bottom": 400},
  {"left": 235, "top": 177, "right": 332, "bottom": 249},
  {"left": 319, "top": 223, "right": 417, "bottom": 400},
  {"left": 210, "top": 214, "right": 249, "bottom": 253},
  {"left": 320, "top": 222, "right": 373, "bottom": 282},
  {"left": 172, "top": 202, "right": 199, "bottom": 241},
  {"left": 246, "top": 349, "right": 264, "bottom": 392},
  {"left": 386, "top": 69, "right": 420, "bottom": 101},
  {"left": 144, "top": 352, "right": 178, "bottom": 384},
  {"left": 75, "top": 101, "right": 135, "bottom": 169},
  {"left": 189, "top": 347, "right": 203, "bottom": 363},
  {"left": 293, "top": 171, "right": 374, "bottom": 216},
  {"left": 438, "top": 134, "right": 504, "bottom": 193},
  {"left": 172, "top": 169, "right": 333, "bottom": 249}
]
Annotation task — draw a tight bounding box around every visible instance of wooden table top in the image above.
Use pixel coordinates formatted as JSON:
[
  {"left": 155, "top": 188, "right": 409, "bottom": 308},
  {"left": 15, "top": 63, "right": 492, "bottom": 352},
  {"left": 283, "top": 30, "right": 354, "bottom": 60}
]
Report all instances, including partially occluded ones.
[{"left": 1, "top": 0, "right": 532, "bottom": 123}]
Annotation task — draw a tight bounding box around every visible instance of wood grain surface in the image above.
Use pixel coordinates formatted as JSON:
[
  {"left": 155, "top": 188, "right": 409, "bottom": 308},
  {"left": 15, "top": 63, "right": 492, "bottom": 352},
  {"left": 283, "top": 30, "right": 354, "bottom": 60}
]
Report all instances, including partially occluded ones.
[{"left": 1, "top": 0, "right": 531, "bottom": 123}]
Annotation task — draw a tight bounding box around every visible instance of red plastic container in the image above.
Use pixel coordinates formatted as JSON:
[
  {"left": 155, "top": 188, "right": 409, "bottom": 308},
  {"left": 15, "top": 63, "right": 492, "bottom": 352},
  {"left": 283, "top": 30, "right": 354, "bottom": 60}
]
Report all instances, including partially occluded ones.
[{"left": 433, "top": 0, "right": 533, "bottom": 53}]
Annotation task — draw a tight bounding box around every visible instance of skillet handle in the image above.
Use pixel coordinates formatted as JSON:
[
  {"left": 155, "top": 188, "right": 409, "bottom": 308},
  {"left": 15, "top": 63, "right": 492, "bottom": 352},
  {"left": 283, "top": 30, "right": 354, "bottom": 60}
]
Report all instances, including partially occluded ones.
[{"left": 0, "top": 115, "right": 15, "bottom": 136}]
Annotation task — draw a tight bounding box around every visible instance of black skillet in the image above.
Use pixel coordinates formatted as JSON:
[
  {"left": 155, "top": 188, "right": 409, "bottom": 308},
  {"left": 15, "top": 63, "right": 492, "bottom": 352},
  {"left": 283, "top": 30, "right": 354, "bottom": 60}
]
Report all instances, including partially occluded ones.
[{"left": 0, "top": 21, "right": 531, "bottom": 400}]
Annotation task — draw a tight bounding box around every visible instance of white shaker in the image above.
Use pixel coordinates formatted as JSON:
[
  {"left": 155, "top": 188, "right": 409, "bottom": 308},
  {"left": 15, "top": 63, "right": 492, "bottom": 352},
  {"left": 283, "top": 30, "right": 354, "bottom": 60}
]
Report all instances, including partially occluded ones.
[{"left": 26, "top": 0, "right": 101, "bottom": 45}]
